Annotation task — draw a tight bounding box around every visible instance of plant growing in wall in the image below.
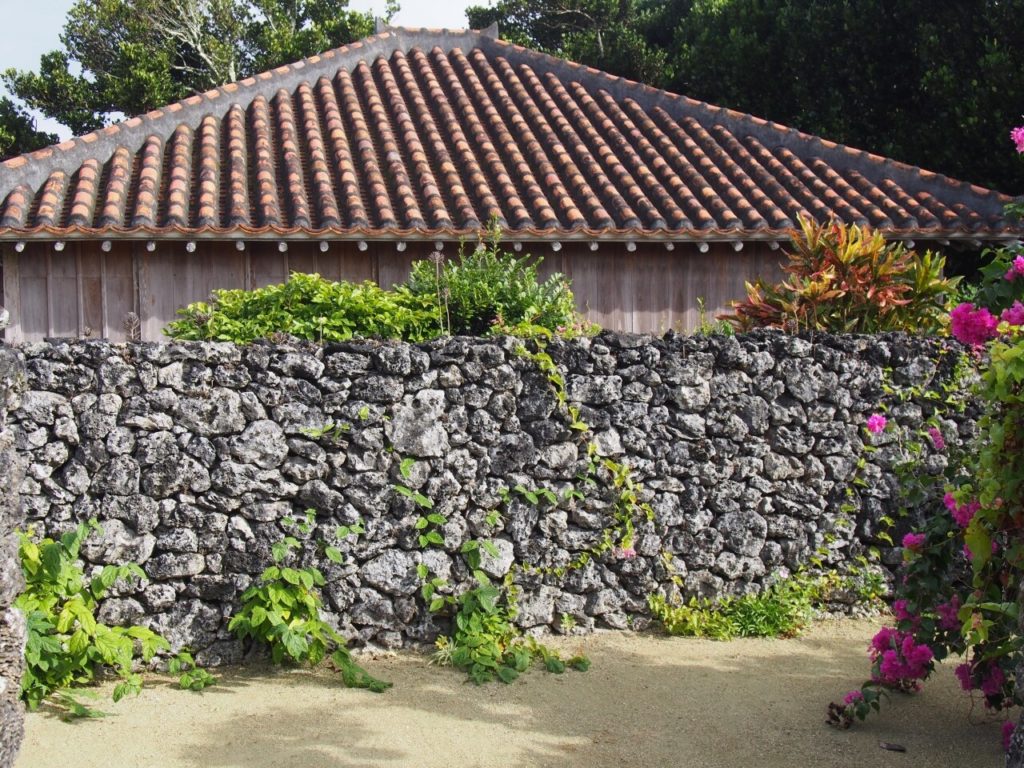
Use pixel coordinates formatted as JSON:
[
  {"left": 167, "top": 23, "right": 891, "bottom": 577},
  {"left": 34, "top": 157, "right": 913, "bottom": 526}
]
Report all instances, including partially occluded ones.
[
  {"left": 430, "top": 529, "right": 590, "bottom": 684},
  {"left": 227, "top": 512, "right": 390, "bottom": 692},
  {"left": 16, "top": 520, "right": 215, "bottom": 718}
]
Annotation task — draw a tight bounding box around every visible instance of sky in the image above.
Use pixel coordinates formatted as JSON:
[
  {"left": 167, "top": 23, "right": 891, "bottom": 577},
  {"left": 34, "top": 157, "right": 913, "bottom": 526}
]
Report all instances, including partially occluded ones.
[{"left": 3, "top": 0, "right": 475, "bottom": 139}]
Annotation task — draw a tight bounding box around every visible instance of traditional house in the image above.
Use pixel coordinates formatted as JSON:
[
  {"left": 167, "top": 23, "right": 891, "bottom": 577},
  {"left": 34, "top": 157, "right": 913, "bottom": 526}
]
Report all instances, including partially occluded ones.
[{"left": 0, "top": 25, "right": 1019, "bottom": 342}]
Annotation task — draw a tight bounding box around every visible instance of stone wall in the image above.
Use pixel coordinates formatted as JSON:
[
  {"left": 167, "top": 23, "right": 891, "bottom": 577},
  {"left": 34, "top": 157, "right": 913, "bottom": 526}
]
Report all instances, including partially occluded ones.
[
  {"left": 10, "top": 331, "right": 974, "bottom": 661},
  {"left": 0, "top": 346, "right": 26, "bottom": 768}
]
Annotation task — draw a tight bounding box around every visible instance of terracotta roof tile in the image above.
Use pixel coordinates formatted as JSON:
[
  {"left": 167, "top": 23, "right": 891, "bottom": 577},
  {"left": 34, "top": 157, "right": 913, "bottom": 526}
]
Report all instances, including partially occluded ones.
[{"left": 0, "top": 27, "right": 1018, "bottom": 239}]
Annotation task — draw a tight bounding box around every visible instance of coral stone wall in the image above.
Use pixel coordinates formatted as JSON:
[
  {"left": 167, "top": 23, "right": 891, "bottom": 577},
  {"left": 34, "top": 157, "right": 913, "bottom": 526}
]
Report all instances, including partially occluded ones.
[
  {"left": 10, "top": 332, "right": 974, "bottom": 661},
  {"left": 0, "top": 346, "right": 26, "bottom": 767}
]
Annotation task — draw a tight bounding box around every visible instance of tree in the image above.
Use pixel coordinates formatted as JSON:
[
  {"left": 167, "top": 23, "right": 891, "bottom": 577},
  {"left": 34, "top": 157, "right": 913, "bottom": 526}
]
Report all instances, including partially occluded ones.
[
  {"left": 0, "top": 97, "right": 58, "bottom": 160},
  {"left": 3, "top": 0, "right": 388, "bottom": 137},
  {"left": 466, "top": 0, "right": 1024, "bottom": 194},
  {"left": 465, "top": 0, "right": 679, "bottom": 87},
  {"left": 672, "top": 0, "right": 1024, "bottom": 194}
]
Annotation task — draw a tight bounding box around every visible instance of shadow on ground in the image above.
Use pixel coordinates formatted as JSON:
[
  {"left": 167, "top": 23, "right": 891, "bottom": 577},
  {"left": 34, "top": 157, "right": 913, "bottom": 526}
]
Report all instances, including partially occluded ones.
[{"left": 17, "top": 619, "right": 1009, "bottom": 768}]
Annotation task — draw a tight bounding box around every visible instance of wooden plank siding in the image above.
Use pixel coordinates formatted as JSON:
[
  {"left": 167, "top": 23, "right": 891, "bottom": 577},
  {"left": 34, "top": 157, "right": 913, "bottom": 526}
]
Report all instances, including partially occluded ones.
[{"left": 1, "top": 241, "right": 784, "bottom": 342}]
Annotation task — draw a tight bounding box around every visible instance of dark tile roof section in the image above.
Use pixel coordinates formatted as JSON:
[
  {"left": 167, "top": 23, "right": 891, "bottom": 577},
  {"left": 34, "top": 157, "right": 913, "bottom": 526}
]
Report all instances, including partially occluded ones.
[{"left": 0, "top": 27, "right": 1018, "bottom": 240}]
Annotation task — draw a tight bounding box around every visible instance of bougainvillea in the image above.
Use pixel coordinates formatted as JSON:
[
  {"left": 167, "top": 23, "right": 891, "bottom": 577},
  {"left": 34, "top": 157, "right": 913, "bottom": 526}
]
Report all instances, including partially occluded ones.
[{"left": 828, "top": 137, "right": 1024, "bottom": 745}]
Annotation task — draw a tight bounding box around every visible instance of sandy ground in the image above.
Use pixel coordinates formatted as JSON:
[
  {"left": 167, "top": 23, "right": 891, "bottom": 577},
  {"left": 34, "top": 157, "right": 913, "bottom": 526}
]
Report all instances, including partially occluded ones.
[{"left": 15, "top": 618, "right": 1009, "bottom": 768}]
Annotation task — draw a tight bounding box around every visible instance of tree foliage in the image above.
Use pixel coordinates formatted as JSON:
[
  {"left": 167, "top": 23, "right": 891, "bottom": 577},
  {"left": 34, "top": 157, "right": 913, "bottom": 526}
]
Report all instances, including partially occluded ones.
[
  {"left": 3, "top": 0, "right": 388, "bottom": 137},
  {"left": 0, "top": 97, "right": 57, "bottom": 160},
  {"left": 467, "top": 0, "right": 1024, "bottom": 194},
  {"left": 465, "top": 0, "right": 678, "bottom": 87}
]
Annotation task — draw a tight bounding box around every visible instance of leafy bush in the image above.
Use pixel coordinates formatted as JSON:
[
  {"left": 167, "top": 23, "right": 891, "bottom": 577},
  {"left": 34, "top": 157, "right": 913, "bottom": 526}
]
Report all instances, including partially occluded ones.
[
  {"left": 165, "top": 273, "right": 438, "bottom": 343},
  {"left": 227, "top": 513, "right": 390, "bottom": 692},
  {"left": 406, "top": 230, "right": 580, "bottom": 337},
  {"left": 648, "top": 573, "right": 826, "bottom": 640},
  {"left": 722, "top": 217, "right": 959, "bottom": 333},
  {"left": 429, "top": 552, "right": 589, "bottom": 684},
  {"left": 16, "top": 520, "right": 214, "bottom": 716}
]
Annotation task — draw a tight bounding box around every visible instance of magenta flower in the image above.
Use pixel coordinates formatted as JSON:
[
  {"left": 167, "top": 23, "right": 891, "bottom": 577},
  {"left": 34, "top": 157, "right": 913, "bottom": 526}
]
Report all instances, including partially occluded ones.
[
  {"left": 955, "top": 662, "right": 973, "bottom": 691},
  {"left": 926, "top": 427, "right": 945, "bottom": 451},
  {"left": 943, "top": 492, "right": 958, "bottom": 512},
  {"left": 866, "top": 413, "right": 887, "bottom": 434},
  {"left": 936, "top": 596, "right": 961, "bottom": 631},
  {"left": 901, "top": 532, "right": 926, "bottom": 551},
  {"left": 1003, "top": 300, "right": 1024, "bottom": 326},
  {"left": 951, "top": 500, "right": 980, "bottom": 528},
  {"left": 869, "top": 628, "right": 933, "bottom": 686},
  {"left": 843, "top": 690, "right": 864, "bottom": 706},
  {"left": 950, "top": 303, "right": 1000, "bottom": 347},
  {"left": 1013, "top": 125, "right": 1024, "bottom": 153},
  {"left": 981, "top": 664, "right": 1006, "bottom": 698},
  {"left": 1004, "top": 721, "right": 1016, "bottom": 752},
  {"left": 1004, "top": 256, "right": 1024, "bottom": 282}
]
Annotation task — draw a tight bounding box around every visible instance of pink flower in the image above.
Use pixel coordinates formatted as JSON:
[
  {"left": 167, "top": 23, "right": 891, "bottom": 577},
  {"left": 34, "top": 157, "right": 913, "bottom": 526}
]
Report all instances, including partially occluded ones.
[
  {"left": 950, "top": 303, "right": 1000, "bottom": 347},
  {"left": 936, "top": 596, "right": 961, "bottom": 631},
  {"left": 950, "top": 499, "right": 980, "bottom": 528},
  {"left": 614, "top": 546, "right": 637, "bottom": 560},
  {"left": 869, "top": 627, "right": 933, "bottom": 685},
  {"left": 981, "top": 664, "right": 1006, "bottom": 697},
  {"left": 926, "top": 427, "right": 945, "bottom": 451},
  {"left": 943, "top": 492, "right": 958, "bottom": 512},
  {"left": 843, "top": 690, "right": 863, "bottom": 706},
  {"left": 870, "top": 626, "right": 899, "bottom": 654},
  {"left": 955, "top": 662, "right": 973, "bottom": 691},
  {"left": 866, "top": 413, "right": 887, "bottom": 434},
  {"left": 1004, "top": 256, "right": 1024, "bottom": 282},
  {"left": 1013, "top": 125, "right": 1024, "bottom": 153},
  {"left": 1004, "top": 721, "right": 1016, "bottom": 752},
  {"left": 1003, "top": 301, "right": 1024, "bottom": 326},
  {"left": 901, "top": 532, "right": 926, "bottom": 551}
]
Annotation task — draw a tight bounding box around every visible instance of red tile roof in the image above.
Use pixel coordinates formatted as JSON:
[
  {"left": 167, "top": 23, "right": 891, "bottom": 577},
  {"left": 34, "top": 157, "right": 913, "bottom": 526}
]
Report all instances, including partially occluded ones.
[{"left": 0, "top": 27, "right": 1019, "bottom": 242}]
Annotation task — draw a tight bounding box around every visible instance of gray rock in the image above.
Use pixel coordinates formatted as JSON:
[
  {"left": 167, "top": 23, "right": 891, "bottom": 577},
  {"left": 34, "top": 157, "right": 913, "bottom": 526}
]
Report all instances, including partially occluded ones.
[
  {"left": 386, "top": 390, "right": 450, "bottom": 457},
  {"left": 230, "top": 420, "right": 288, "bottom": 469},
  {"left": 147, "top": 553, "right": 206, "bottom": 580},
  {"left": 98, "top": 598, "right": 145, "bottom": 626},
  {"left": 90, "top": 456, "right": 140, "bottom": 496},
  {"left": 175, "top": 389, "right": 246, "bottom": 435},
  {"left": 478, "top": 538, "right": 515, "bottom": 578},
  {"left": 361, "top": 551, "right": 417, "bottom": 596},
  {"left": 567, "top": 375, "right": 622, "bottom": 406},
  {"left": 516, "top": 585, "right": 557, "bottom": 627},
  {"left": 80, "top": 518, "right": 156, "bottom": 565}
]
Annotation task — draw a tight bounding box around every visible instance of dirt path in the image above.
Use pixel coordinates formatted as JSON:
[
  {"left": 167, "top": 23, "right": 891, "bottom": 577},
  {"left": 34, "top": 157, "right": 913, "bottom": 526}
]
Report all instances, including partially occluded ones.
[{"left": 15, "top": 618, "right": 1009, "bottom": 768}]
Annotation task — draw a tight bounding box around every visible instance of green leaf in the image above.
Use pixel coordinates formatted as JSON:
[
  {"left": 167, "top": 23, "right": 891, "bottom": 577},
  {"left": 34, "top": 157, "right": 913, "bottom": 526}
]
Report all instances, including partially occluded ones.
[{"left": 481, "top": 541, "right": 500, "bottom": 558}]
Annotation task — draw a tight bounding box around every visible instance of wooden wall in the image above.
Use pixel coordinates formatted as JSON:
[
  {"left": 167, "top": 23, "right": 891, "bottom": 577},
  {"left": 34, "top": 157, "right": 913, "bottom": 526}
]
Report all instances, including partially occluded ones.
[{"left": 1, "top": 240, "right": 784, "bottom": 342}]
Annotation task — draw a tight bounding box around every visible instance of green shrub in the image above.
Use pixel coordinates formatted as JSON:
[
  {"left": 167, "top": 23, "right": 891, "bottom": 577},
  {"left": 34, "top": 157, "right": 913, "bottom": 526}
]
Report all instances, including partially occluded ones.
[
  {"left": 648, "top": 574, "right": 823, "bottom": 640},
  {"left": 406, "top": 230, "right": 580, "bottom": 337},
  {"left": 16, "top": 520, "right": 214, "bottom": 717},
  {"left": 722, "top": 217, "right": 959, "bottom": 333},
  {"left": 429, "top": 552, "right": 590, "bottom": 684},
  {"left": 165, "top": 273, "right": 438, "bottom": 343},
  {"left": 227, "top": 513, "right": 390, "bottom": 692}
]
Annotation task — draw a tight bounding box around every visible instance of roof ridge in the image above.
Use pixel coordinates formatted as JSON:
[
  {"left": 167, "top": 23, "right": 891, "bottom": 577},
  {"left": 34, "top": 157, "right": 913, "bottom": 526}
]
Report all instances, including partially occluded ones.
[{"left": 0, "top": 27, "right": 489, "bottom": 192}]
